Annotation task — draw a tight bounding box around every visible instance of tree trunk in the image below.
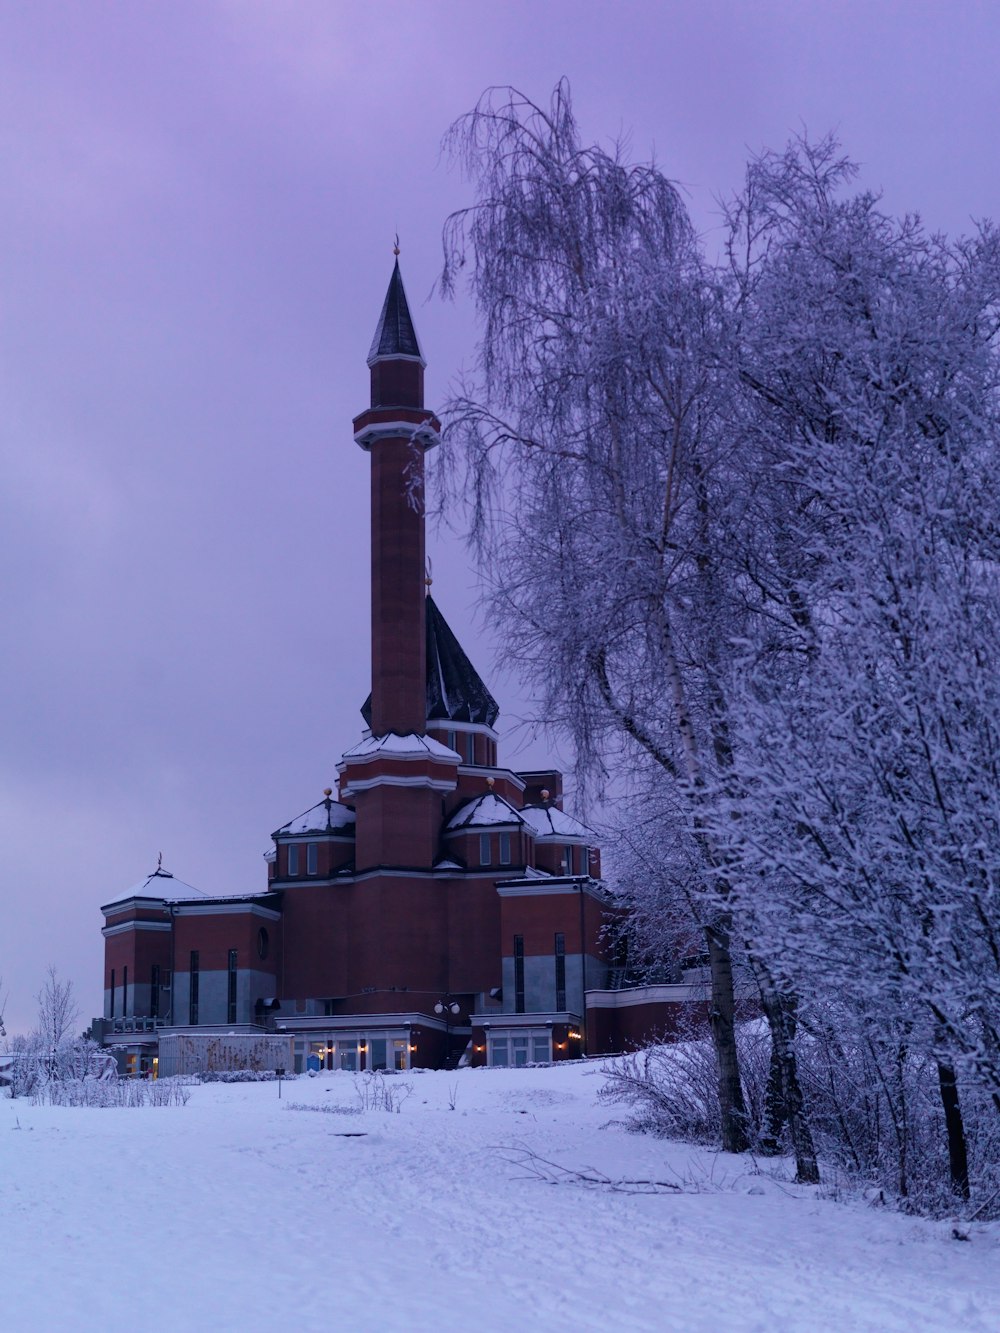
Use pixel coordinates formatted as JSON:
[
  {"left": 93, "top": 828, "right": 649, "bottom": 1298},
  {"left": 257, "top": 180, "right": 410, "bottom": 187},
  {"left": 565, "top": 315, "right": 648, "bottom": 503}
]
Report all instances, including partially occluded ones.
[
  {"left": 759, "top": 1039, "right": 785, "bottom": 1155},
  {"left": 756, "top": 980, "right": 820, "bottom": 1183},
  {"left": 706, "top": 921, "right": 750, "bottom": 1153},
  {"left": 936, "top": 1060, "right": 970, "bottom": 1201}
]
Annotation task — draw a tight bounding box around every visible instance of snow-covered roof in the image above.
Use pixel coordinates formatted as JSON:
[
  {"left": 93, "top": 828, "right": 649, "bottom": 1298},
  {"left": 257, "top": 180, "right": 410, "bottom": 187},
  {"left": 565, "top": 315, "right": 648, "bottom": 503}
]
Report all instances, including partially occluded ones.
[
  {"left": 274, "top": 797, "right": 356, "bottom": 838},
  {"left": 446, "top": 792, "right": 526, "bottom": 830},
  {"left": 108, "top": 867, "right": 207, "bottom": 907},
  {"left": 103, "top": 867, "right": 278, "bottom": 911},
  {"left": 520, "top": 804, "right": 592, "bottom": 840},
  {"left": 341, "top": 732, "right": 461, "bottom": 762}
]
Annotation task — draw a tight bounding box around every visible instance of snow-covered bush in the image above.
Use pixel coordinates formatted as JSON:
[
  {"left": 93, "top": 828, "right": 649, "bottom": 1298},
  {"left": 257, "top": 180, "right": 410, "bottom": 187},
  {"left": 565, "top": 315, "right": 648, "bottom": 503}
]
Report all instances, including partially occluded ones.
[
  {"left": 6, "top": 1035, "right": 116, "bottom": 1098},
  {"left": 197, "top": 1068, "right": 297, "bottom": 1083},
  {"left": 600, "top": 1023, "right": 770, "bottom": 1145},
  {"left": 604, "top": 1016, "right": 1000, "bottom": 1218},
  {"left": 354, "top": 1070, "right": 413, "bottom": 1113},
  {"left": 31, "top": 1077, "right": 190, "bottom": 1107}
]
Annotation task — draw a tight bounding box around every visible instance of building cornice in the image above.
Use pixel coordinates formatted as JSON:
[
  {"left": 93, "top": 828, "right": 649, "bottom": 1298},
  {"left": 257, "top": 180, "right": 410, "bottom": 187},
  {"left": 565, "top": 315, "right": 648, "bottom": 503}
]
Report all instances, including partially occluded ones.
[
  {"left": 171, "top": 902, "right": 283, "bottom": 920},
  {"left": 102, "top": 920, "right": 173, "bottom": 938}
]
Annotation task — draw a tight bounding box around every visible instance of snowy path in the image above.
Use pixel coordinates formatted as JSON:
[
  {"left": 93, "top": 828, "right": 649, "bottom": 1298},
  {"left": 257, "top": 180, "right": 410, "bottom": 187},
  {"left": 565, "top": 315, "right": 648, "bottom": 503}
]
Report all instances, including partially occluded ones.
[{"left": 2, "top": 1063, "right": 997, "bottom": 1331}]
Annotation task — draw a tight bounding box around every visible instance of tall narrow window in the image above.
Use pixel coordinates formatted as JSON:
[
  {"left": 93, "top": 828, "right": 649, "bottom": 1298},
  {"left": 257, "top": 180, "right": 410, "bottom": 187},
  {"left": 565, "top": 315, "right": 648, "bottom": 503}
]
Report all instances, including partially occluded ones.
[
  {"left": 227, "top": 949, "right": 238, "bottom": 1024},
  {"left": 110, "top": 968, "right": 115, "bottom": 1019},
  {"left": 123, "top": 965, "right": 128, "bottom": 1018},
  {"left": 514, "top": 935, "right": 525, "bottom": 1013},
  {"left": 499, "top": 831, "right": 511, "bottom": 866},
  {"left": 563, "top": 845, "right": 574, "bottom": 874},
  {"left": 189, "top": 951, "right": 200, "bottom": 1025},
  {"left": 150, "top": 964, "right": 160, "bottom": 1020},
  {"left": 306, "top": 842, "right": 318, "bottom": 875},
  {"left": 554, "top": 932, "right": 566, "bottom": 1011},
  {"left": 447, "top": 728, "right": 458, "bottom": 753},
  {"left": 287, "top": 844, "right": 299, "bottom": 877},
  {"left": 466, "top": 733, "right": 476, "bottom": 765},
  {"left": 480, "top": 832, "right": 491, "bottom": 866}
]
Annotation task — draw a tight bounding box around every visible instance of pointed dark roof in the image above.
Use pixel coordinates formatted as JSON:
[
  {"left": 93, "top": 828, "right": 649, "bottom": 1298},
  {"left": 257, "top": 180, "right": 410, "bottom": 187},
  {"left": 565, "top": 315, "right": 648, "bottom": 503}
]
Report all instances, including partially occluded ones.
[
  {"left": 361, "top": 594, "right": 500, "bottom": 729},
  {"left": 367, "top": 259, "right": 423, "bottom": 364}
]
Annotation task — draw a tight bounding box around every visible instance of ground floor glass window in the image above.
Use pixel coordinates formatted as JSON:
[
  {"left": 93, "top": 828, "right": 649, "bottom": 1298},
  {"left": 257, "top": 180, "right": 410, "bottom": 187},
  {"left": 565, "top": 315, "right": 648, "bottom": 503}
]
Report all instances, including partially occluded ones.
[{"left": 488, "top": 1031, "right": 551, "bottom": 1066}]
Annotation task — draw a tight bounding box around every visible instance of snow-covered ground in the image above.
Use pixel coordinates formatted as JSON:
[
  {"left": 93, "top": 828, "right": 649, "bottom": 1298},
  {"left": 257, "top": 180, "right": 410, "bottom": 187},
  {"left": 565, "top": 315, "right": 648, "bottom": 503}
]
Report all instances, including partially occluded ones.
[{"left": 2, "top": 1060, "right": 997, "bottom": 1332}]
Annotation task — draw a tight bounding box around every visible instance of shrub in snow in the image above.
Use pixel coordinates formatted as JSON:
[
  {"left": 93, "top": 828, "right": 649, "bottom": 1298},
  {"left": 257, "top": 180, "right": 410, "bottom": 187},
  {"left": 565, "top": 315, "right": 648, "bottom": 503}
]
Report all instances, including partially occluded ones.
[
  {"left": 6, "top": 1036, "right": 116, "bottom": 1098},
  {"left": 353, "top": 1070, "right": 414, "bottom": 1113},
  {"left": 31, "top": 1077, "right": 190, "bottom": 1108},
  {"left": 600, "top": 1022, "right": 770, "bottom": 1147},
  {"left": 603, "top": 1012, "right": 1000, "bottom": 1218},
  {"left": 197, "top": 1068, "right": 297, "bottom": 1084}
]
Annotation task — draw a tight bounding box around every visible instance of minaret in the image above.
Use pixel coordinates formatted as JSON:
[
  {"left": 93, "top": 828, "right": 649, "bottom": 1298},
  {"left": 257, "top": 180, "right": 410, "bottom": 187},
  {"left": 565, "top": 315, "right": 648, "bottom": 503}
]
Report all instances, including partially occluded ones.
[{"left": 352, "top": 255, "right": 440, "bottom": 736}]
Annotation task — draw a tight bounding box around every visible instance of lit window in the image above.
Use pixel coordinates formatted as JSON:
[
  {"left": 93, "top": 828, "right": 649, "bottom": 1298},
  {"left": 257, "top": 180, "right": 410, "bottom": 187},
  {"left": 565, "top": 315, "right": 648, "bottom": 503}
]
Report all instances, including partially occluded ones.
[
  {"left": 307, "top": 842, "right": 318, "bottom": 875},
  {"left": 499, "top": 832, "right": 511, "bottom": 865},
  {"left": 287, "top": 844, "right": 299, "bottom": 877},
  {"left": 480, "top": 832, "right": 491, "bottom": 866},
  {"left": 511, "top": 1035, "right": 529, "bottom": 1067}
]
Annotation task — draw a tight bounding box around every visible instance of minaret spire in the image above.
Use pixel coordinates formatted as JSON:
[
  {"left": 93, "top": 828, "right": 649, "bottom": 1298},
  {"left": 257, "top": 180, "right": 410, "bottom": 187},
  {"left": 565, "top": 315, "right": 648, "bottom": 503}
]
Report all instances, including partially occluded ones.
[{"left": 352, "top": 259, "right": 441, "bottom": 737}]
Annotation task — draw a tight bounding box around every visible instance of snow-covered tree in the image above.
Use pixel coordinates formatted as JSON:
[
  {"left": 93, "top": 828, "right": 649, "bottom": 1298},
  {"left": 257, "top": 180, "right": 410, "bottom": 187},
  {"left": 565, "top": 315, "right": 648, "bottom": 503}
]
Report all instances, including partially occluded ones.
[
  {"left": 439, "top": 81, "right": 768, "bottom": 1156},
  {"left": 713, "top": 137, "right": 1000, "bottom": 1198},
  {"left": 36, "top": 965, "right": 80, "bottom": 1050}
]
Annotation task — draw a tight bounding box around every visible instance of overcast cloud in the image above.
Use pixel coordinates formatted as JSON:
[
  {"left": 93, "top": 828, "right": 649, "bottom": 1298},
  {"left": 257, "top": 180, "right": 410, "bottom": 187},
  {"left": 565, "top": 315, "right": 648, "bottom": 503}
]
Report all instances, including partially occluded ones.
[{"left": 2, "top": 1, "right": 998, "bottom": 1033}]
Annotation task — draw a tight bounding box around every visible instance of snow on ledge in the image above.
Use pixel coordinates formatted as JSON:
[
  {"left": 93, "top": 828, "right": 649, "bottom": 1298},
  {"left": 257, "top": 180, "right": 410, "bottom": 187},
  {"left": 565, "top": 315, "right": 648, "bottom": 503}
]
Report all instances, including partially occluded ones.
[
  {"left": 446, "top": 792, "right": 526, "bottom": 829},
  {"left": 341, "top": 732, "right": 461, "bottom": 762},
  {"left": 520, "top": 804, "right": 592, "bottom": 840}
]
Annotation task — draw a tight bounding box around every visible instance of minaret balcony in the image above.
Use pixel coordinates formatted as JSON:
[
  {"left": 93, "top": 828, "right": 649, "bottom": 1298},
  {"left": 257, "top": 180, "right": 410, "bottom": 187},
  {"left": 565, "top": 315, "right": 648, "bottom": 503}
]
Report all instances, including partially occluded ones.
[{"left": 352, "top": 406, "right": 441, "bottom": 452}]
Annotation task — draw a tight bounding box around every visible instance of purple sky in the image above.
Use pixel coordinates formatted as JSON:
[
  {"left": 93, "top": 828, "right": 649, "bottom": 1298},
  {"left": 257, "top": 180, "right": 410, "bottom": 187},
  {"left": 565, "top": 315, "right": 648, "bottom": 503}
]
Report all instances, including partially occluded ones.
[{"left": 3, "top": 2, "right": 998, "bottom": 1035}]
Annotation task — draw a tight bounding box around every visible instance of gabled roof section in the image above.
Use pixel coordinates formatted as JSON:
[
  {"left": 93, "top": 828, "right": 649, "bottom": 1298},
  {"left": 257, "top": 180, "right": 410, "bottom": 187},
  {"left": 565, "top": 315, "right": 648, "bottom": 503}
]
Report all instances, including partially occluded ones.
[
  {"left": 274, "top": 796, "right": 356, "bottom": 838},
  {"left": 361, "top": 595, "right": 500, "bottom": 729},
  {"left": 446, "top": 792, "right": 526, "bottom": 830},
  {"left": 367, "top": 259, "right": 423, "bottom": 365}
]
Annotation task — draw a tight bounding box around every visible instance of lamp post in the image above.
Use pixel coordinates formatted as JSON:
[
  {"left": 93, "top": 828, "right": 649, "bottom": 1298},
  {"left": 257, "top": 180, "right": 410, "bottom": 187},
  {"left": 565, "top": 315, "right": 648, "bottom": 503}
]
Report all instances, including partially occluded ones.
[{"left": 433, "top": 996, "right": 461, "bottom": 1068}]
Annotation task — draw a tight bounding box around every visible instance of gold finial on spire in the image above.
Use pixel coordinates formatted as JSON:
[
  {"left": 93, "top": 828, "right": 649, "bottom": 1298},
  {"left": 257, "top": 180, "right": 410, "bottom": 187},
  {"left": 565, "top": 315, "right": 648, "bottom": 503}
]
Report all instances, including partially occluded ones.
[{"left": 393, "top": 233, "right": 400, "bottom": 257}]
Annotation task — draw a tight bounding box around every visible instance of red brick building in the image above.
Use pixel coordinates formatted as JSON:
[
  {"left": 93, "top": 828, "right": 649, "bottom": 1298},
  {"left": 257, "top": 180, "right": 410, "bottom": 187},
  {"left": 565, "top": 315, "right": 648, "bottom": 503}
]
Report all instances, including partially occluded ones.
[{"left": 94, "top": 260, "right": 705, "bottom": 1075}]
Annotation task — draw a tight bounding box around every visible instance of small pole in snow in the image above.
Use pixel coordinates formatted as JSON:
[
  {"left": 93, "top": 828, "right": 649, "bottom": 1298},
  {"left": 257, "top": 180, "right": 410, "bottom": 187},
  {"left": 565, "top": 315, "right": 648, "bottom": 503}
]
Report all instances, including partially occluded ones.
[{"left": 276, "top": 1066, "right": 284, "bottom": 1098}]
